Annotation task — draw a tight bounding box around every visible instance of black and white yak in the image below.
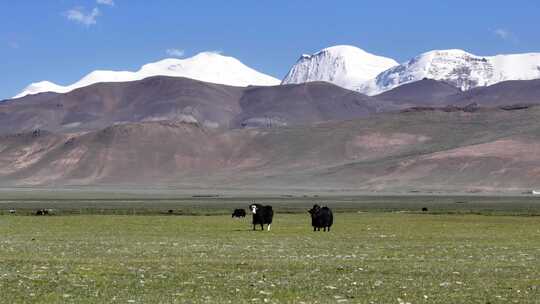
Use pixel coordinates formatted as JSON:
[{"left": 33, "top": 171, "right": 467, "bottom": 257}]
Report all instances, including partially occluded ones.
[
  {"left": 232, "top": 208, "right": 247, "bottom": 218},
  {"left": 308, "top": 204, "right": 333, "bottom": 232},
  {"left": 35, "top": 209, "right": 50, "bottom": 216},
  {"left": 249, "top": 203, "right": 273, "bottom": 231}
]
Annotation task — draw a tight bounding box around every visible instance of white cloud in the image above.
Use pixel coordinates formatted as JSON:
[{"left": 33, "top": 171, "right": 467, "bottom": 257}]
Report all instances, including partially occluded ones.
[
  {"left": 65, "top": 7, "right": 100, "bottom": 26},
  {"left": 97, "top": 0, "right": 115, "bottom": 6},
  {"left": 493, "top": 28, "right": 511, "bottom": 40},
  {"left": 166, "top": 48, "right": 185, "bottom": 57}
]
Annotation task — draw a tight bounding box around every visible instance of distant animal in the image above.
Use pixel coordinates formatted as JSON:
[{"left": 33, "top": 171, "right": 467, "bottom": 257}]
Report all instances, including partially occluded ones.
[
  {"left": 422, "top": 207, "right": 428, "bottom": 212},
  {"left": 308, "top": 204, "right": 333, "bottom": 232},
  {"left": 35, "top": 209, "right": 50, "bottom": 216},
  {"left": 168, "top": 209, "right": 174, "bottom": 214},
  {"left": 8, "top": 209, "right": 16, "bottom": 214},
  {"left": 249, "top": 203, "right": 273, "bottom": 231},
  {"left": 232, "top": 208, "right": 246, "bottom": 218}
]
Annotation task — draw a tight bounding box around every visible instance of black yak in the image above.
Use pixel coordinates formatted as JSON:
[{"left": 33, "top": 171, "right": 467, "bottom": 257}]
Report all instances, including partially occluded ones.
[
  {"left": 232, "top": 208, "right": 246, "bottom": 218},
  {"left": 249, "top": 203, "right": 273, "bottom": 231},
  {"left": 35, "top": 209, "right": 49, "bottom": 216},
  {"left": 308, "top": 204, "right": 333, "bottom": 232}
]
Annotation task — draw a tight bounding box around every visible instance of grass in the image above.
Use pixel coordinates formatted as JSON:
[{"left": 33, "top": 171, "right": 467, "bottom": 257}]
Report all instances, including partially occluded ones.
[
  {"left": 1, "top": 210, "right": 540, "bottom": 303},
  {"left": 2, "top": 194, "right": 540, "bottom": 216}
]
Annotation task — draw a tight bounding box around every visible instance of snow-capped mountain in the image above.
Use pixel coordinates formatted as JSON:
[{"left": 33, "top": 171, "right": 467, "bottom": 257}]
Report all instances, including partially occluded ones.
[
  {"left": 13, "top": 47, "right": 540, "bottom": 99},
  {"left": 14, "top": 52, "right": 280, "bottom": 98},
  {"left": 362, "top": 49, "right": 540, "bottom": 95},
  {"left": 281, "top": 45, "right": 398, "bottom": 90},
  {"left": 15, "top": 81, "right": 67, "bottom": 97}
]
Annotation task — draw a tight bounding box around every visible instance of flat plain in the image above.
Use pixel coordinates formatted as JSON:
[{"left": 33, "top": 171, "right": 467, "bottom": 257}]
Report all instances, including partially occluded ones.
[{"left": 1, "top": 194, "right": 540, "bottom": 303}]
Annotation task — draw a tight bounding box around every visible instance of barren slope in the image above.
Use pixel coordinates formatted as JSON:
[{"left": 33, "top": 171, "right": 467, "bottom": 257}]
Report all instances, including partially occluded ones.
[
  {"left": 1, "top": 77, "right": 390, "bottom": 134},
  {"left": 2, "top": 106, "right": 540, "bottom": 192}
]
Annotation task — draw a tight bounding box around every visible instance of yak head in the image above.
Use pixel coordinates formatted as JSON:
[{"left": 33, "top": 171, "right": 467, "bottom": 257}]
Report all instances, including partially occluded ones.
[
  {"left": 308, "top": 204, "right": 321, "bottom": 217},
  {"left": 249, "top": 203, "right": 259, "bottom": 214}
]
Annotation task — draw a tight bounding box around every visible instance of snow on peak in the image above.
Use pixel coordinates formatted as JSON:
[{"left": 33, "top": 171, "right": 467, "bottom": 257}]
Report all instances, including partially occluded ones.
[
  {"left": 13, "top": 48, "right": 540, "bottom": 99},
  {"left": 13, "top": 52, "right": 280, "bottom": 99},
  {"left": 361, "top": 49, "right": 540, "bottom": 95},
  {"left": 281, "top": 45, "right": 399, "bottom": 90},
  {"left": 137, "top": 52, "right": 279, "bottom": 87},
  {"left": 13, "top": 81, "right": 67, "bottom": 98}
]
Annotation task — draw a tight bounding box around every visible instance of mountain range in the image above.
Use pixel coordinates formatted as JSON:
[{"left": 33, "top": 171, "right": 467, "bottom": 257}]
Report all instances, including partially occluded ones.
[
  {"left": 3, "top": 45, "right": 540, "bottom": 192},
  {"left": 360, "top": 49, "right": 540, "bottom": 95},
  {"left": 3, "top": 77, "right": 396, "bottom": 134},
  {"left": 3, "top": 73, "right": 540, "bottom": 191},
  {"left": 14, "top": 52, "right": 280, "bottom": 99},
  {"left": 6, "top": 75, "right": 540, "bottom": 135},
  {"left": 13, "top": 45, "right": 540, "bottom": 99},
  {"left": 283, "top": 46, "right": 540, "bottom": 95}
]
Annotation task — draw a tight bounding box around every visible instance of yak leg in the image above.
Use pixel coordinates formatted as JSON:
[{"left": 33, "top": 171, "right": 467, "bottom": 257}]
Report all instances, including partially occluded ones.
[
  {"left": 260, "top": 224, "right": 264, "bottom": 231},
  {"left": 267, "top": 224, "right": 271, "bottom": 231},
  {"left": 253, "top": 224, "right": 256, "bottom": 231},
  {"left": 313, "top": 226, "right": 316, "bottom": 232}
]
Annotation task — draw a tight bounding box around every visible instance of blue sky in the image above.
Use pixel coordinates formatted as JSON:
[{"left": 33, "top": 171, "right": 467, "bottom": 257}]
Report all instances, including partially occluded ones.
[{"left": 1, "top": 0, "right": 539, "bottom": 99}]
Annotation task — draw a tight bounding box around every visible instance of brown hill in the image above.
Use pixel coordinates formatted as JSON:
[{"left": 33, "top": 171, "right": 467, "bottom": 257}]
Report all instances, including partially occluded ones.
[
  {"left": 449, "top": 79, "right": 540, "bottom": 106},
  {"left": 233, "top": 82, "right": 393, "bottom": 128},
  {"left": 0, "top": 77, "right": 393, "bottom": 134},
  {"left": 375, "top": 78, "right": 461, "bottom": 106},
  {"left": 0, "top": 77, "right": 244, "bottom": 134},
  {"left": 2, "top": 106, "right": 540, "bottom": 193},
  {"left": 378, "top": 78, "right": 540, "bottom": 108}
]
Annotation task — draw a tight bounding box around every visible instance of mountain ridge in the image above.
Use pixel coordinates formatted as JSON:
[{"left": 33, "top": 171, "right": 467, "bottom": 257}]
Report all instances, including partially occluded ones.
[
  {"left": 3, "top": 76, "right": 393, "bottom": 134},
  {"left": 13, "top": 46, "right": 540, "bottom": 99},
  {"left": 361, "top": 49, "right": 540, "bottom": 95},
  {"left": 14, "top": 52, "right": 280, "bottom": 98},
  {"left": 281, "top": 45, "right": 398, "bottom": 90},
  {"left": 281, "top": 46, "right": 540, "bottom": 95}
]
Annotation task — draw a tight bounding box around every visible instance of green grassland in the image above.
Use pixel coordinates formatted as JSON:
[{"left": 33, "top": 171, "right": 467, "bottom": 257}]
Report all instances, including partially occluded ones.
[
  {"left": 1, "top": 193, "right": 540, "bottom": 215},
  {"left": 1, "top": 195, "right": 540, "bottom": 303}
]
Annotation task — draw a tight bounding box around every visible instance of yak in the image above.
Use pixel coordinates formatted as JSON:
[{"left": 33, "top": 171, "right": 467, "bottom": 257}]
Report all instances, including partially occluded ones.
[
  {"left": 249, "top": 203, "right": 273, "bottom": 231},
  {"left": 232, "top": 208, "right": 246, "bottom": 218},
  {"left": 308, "top": 204, "right": 333, "bottom": 232}
]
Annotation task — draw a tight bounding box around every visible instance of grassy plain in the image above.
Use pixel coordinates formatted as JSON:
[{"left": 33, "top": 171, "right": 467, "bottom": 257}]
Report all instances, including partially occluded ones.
[{"left": 1, "top": 194, "right": 540, "bottom": 303}]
